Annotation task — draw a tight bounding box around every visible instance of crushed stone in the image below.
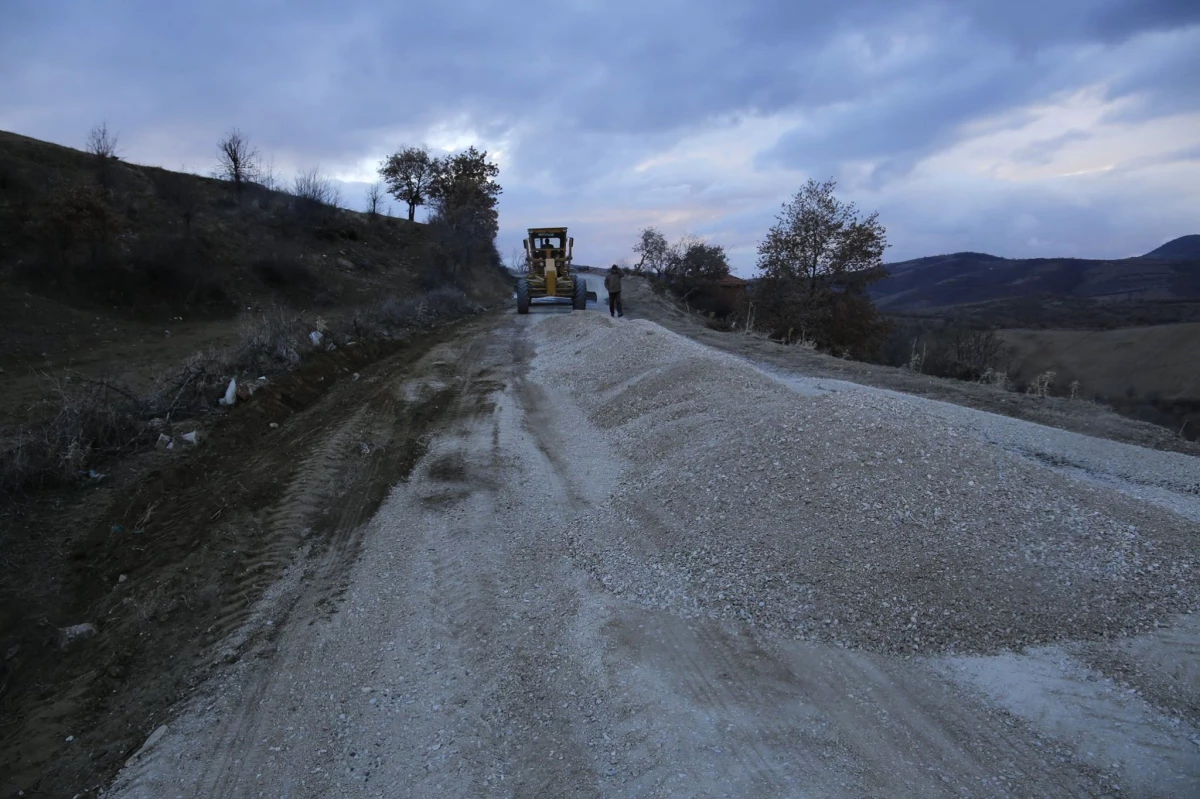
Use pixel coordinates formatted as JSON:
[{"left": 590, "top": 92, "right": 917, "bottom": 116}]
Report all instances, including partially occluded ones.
[{"left": 532, "top": 314, "right": 1199, "bottom": 655}]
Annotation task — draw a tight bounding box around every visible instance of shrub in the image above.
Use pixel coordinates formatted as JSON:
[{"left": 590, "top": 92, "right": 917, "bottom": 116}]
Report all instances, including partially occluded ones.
[
  {"left": 1026, "top": 370, "right": 1056, "bottom": 398},
  {"left": 230, "top": 306, "right": 311, "bottom": 374},
  {"left": 290, "top": 166, "right": 342, "bottom": 214},
  {"left": 0, "top": 375, "right": 148, "bottom": 493},
  {"left": 313, "top": 225, "right": 359, "bottom": 242},
  {"left": 350, "top": 287, "right": 477, "bottom": 339}
]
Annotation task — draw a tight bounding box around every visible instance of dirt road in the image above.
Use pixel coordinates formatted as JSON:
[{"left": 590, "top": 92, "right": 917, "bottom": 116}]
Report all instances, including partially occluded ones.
[{"left": 103, "top": 310, "right": 1198, "bottom": 798}]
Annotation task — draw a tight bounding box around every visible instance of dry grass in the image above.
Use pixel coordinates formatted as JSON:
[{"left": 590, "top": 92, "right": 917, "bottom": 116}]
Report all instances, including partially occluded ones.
[
  {"left": 351, "top": 286, "right": 477, "bottom": 338},
  {"left": 0, "top": 289, "right": 485, "bottom": 497},
  {"left": 1, "top": 374, "right": 148, "bottom": 492},
  {"left": 999, "top": 323, "right": 1200, "bottom": 401}
]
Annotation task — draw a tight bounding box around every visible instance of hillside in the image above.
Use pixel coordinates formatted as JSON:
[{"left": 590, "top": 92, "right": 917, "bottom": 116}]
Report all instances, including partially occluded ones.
[
  {"left": 869, "top": 238, "right": 1200, "bottom": 325},
  {"left": 0, "top": 128, "right": 508, "bottom": 445},
  {"left": 1003, "top": 316, "right": 1200, "bottom": 400},
  {"left": 0, "top": 128, "right": 499, "bottom": 321},
  {"left": 1144, "top": 234, "right": 1200, "bottom": 260}
]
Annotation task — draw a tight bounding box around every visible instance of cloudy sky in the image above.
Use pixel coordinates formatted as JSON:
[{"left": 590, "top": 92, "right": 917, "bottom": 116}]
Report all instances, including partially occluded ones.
[{"left": 3, "top": 0, "right": 1198, "bottom": 274}]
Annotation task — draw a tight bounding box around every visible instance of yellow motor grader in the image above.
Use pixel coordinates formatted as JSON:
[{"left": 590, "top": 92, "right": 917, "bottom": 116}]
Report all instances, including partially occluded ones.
[{"left": 516, "top": 227, "right": 588, "bottom": 313}]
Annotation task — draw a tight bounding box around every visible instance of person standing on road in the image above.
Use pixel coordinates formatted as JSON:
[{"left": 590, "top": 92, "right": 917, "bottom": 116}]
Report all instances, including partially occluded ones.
[{"left": 605, "top": 265, "right": 624, "bottom": 317}]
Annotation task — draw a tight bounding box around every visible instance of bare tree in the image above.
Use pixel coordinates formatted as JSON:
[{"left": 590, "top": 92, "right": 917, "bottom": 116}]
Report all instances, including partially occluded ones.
[
  {"left": 365, "top": 182, "right": 385, "bottom": 217},
  {"left": 378, "top": 146, "right": 434, "bottom": 221},
  {"left": 291, "top": 166, "right": 341, "bottom": 207},
  {"left": 507, "top": 245, "right": 528, "bottom": 274},
  {"left": 215, "top": 128, "right": 261, "bottom": 194},
  {"left": 950, "top": 326, "right": 1006, "bottom": 380},
  {"left": 86, "top": 121, "right": 120, "bottom": 159},
  {"left": 259, "top": 155, "right": 281, "bottom": 191},
  {"left": 633, "top": 227, "right": 670, "bottom": 275}
]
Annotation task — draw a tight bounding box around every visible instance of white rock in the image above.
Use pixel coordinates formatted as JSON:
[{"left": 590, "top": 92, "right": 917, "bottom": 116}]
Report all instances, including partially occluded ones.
[
  {"left": 125, "top": 724, "right": 169, "bottom": 767},
  {"left": 219, "top": 378, "right": 237, "bottom": 406},
  {"left": 58, "top": 623, "right": 98, "bottom": 649}
]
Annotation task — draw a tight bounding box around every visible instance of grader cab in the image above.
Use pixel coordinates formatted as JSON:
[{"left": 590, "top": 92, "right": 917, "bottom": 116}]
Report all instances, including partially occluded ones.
[{"left": 516, "top": 227, "right": 588, "bottom": 313}]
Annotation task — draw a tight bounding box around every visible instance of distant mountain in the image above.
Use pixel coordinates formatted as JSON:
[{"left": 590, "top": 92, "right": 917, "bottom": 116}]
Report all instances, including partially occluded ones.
[
  {"left": 1142, "top": 235, "right": 1200, "bottom": 260},
  {"left": 870, "top": 243, "right": 1200, "bottom": 320}
]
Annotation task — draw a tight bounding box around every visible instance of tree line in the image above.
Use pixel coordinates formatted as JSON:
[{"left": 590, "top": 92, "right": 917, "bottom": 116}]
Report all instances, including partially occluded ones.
[
  {"left": 26, "top": 122, "right": 506, "bottom": 300},
  {"left": 629, "top": 178, "right": 891, "bottom": 359},
  {"left": 102, "top": 123, "right": 502, "bottom": 235}
]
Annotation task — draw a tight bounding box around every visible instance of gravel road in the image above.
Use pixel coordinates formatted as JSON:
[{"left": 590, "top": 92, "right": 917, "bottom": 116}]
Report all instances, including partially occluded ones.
[{"left": 104, "top": 311, "right": 1199, "bottom": 798}]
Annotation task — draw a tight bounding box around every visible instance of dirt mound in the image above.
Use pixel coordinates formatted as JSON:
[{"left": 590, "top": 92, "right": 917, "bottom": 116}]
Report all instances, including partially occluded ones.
[{"left": 532, "top": 314, "right": 1199, "bottom": 655}]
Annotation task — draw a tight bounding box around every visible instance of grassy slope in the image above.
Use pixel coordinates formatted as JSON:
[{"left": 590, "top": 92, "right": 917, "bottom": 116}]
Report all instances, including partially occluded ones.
[
  {"left": 1000, "top": 323, "right": 1200, "bottom": 405},
  {"left": 0, "top": 128, "right": 508, "bottom": 437}
]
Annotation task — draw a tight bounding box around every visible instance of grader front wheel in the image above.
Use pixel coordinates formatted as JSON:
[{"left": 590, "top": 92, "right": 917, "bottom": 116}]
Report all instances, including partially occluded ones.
[
  {"left": 516, "top": 279, "right": 530, "bottom": 315},
  {"left": 572, "top": 277, "right": 588, "bottom": 311}
]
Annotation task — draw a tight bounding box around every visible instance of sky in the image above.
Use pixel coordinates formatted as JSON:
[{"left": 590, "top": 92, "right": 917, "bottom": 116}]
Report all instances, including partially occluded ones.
[{"left": 2, "top": 0, "right": 1198, "bottom": 276}]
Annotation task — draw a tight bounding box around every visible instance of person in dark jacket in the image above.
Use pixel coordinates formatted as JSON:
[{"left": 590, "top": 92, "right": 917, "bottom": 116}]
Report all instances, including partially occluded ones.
[{"left": 604, "top": 265, "right": 624, "bottom": 317}]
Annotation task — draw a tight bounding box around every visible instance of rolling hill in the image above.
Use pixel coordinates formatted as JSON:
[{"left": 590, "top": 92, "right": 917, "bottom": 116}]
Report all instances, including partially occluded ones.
[
  {"left": 1142, "top": 234, "right": 1200, "bottom": 260},
  {"left": 869, "top": 237, "right": 1200, "bottom": 325}
]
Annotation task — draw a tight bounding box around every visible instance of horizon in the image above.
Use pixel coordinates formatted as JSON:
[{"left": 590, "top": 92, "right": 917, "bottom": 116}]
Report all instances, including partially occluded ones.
[
  {"left": 2, "top": 123, "right": 1193, "bottom": 273},
  {"left": 3, "top": 1, "right": 1198, "bottom": 276}
]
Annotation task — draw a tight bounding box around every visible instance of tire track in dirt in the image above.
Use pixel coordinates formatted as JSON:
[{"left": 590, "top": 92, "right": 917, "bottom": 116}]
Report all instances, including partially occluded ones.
[
  {"left": 940, "top": 644, "right": 1200, "bottom": 797},
  {"left": 204, "top": 408, "right": 365, "bottom": 650},
  {"left": 0, "top": 322, "right": 494, "bottom": 799},
  {"left": 635, "top": 616, "right": 806, "bottom": 794},
  {"left": 402, "top": 326, "right": 603, "bottom": 795},
  {"left": 2, "top": 336, "right": 420, "bottom": 796},
  {"left": 179, "top": 371, "right": 472, "bottom": 799},
  {"left": 783, "top": 643, "right": 1107, "bottom": 797},
  {"left": 105, "top": 321, "right": 536, "bottom": 798},
  {"left": 1071, "top": 613, "right": 1200, "bottom": 729}
]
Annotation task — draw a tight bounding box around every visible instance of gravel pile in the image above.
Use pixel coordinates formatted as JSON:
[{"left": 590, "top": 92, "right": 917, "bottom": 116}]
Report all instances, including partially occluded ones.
[
  {"left": 753, "top": 364, "right": 1200, "bottom": 523},
  {"left": 533, "top": 315, "right": 1199, "bottom": 655}
]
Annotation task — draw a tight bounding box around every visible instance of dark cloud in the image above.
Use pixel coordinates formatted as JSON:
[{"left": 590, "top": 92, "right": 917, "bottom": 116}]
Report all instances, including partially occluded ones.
[
  {"left": 1100, "top": 29, "right": 1200, "bottom": 122},
  {"left": 758, "top": 59, "right": 1044, "bottom": 179},
  {"left": 1088, "top": 0, "right": 1200, "bottom": 42},
  {"left": 1, "top": 0, "right": 1197, "bottom": 271}
]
